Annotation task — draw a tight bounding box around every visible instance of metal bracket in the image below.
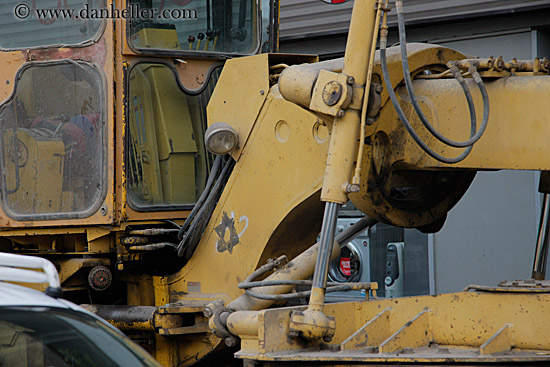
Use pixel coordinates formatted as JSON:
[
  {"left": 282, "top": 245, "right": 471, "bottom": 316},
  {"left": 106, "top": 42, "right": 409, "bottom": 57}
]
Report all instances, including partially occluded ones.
[
  {"left": 379, "top": 308, "right": 432, "bottom": 353},
  {"left": 480, "top": 324, "right": 514, "bottom": 355},
  {"left": 341, "top": 307, "right": 392, "bottom": 351},
  {"left": 309, "top": 70, "right": 353, "bottom": 117},
  {"left": 157, "top": 300, "right": 213, "bottom": 335}
]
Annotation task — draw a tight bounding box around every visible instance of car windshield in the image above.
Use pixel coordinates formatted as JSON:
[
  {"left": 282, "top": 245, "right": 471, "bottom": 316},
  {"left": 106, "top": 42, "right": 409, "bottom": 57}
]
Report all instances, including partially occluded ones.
[{"left": 0, "top": 307, "right": 162, "bottom": 367}]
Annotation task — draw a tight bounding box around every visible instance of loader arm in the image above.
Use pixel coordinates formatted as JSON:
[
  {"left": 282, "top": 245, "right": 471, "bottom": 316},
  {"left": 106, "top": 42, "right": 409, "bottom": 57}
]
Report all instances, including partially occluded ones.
[
  {"left": 146, "top": 43, "right": 550, "bottom": 366},
  {"left": 174, "top": 1, "right": 550, "bottom": 365}
]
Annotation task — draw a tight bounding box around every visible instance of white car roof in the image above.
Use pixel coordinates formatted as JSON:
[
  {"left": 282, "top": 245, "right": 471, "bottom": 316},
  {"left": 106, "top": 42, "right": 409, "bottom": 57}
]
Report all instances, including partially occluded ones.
[{"left": 0, "top": 281, "right": 75, "bottom": 309}]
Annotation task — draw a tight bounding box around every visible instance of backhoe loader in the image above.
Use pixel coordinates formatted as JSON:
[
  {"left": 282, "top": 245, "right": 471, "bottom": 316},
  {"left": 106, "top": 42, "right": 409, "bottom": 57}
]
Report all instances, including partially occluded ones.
[{"left": 2, "top": 0, "right": 550, "bottom": 366}]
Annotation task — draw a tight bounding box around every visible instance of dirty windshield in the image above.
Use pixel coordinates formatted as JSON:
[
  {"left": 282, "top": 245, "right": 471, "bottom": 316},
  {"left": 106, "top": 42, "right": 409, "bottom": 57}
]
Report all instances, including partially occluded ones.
[
  {"left": 0, "top": 62, "right": 105, "bottom": 220},
  {"left": 0, "top": 0, "right": 105, "bottom": 49},
  {"left": 128, "top": 0, "right": 259, "bottom": 55},
  {"left": 127, "top": 63, "right": 220, "bottom": 209}
]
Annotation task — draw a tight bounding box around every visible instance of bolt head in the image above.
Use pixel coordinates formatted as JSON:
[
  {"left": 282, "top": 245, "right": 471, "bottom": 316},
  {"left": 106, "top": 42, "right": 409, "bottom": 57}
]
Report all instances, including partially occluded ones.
[
  {"left": 203, "top": 308, "right": 213, "bottom": 318},
  {"left": 347, "top": 76, "right": 355, "bottom": 85},
  {"left": 337, "top": 110, "right": 346, "bottom": 118},
  {"left": 322, "top": 81, "right": 343, "bottom": 106},
  {"left": 225, "top": 336, "right": 237, "bottom": 347}
]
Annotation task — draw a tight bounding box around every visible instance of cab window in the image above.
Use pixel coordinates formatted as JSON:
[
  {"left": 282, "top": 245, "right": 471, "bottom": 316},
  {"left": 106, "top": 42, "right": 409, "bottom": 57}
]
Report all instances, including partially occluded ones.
[
  {"left": 0, "top": 0, "right": 105, "bottom": 50},
  {"left": 0, "top": 62, "right": 106, "bottom": 220},
  {"left": 128, "top": 0, "right": 259, "bottom": 55},
  {"left": 127, "top": 63, "right": 220, "bottom": 209}
]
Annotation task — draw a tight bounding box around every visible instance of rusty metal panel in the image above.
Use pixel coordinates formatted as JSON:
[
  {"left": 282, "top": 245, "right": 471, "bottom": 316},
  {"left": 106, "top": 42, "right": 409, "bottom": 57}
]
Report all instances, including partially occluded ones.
[{"left": 280, "top": 0, "right": 550, "bottom": 39}]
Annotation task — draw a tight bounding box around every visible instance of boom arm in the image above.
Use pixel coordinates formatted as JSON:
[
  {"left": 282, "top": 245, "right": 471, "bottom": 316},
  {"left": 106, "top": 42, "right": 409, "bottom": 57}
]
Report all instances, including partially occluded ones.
[{"left": 196, "top": 1, "right": 550, "bottom": 361}]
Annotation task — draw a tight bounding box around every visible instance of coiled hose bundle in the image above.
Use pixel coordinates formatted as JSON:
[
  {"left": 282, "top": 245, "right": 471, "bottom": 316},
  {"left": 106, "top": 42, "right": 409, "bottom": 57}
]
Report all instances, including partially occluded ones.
[{"left": 380, "top": 0, "right": 490, "bottom": 164}]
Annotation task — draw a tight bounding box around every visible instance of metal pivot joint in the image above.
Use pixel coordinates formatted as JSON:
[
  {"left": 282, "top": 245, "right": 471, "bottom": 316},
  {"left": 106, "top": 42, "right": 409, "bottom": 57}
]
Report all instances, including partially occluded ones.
[
  {"left": 289, "top": 202, "right": 339, "bottom": 341},
  {"left": 289, "top": 0, "right": 379, "bottom": 342}
]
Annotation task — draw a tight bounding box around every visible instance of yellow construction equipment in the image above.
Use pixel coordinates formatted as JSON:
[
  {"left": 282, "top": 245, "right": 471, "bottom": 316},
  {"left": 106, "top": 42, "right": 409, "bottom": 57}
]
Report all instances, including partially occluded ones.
[{"left": 3, "top": 0, "right": 550, "bottom": 366}]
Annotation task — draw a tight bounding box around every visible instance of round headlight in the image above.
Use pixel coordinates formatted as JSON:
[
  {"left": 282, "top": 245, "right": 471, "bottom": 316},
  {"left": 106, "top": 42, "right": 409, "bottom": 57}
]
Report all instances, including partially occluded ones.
[{"left": 204, "top": 122, "right": 239, "bottom": 155}]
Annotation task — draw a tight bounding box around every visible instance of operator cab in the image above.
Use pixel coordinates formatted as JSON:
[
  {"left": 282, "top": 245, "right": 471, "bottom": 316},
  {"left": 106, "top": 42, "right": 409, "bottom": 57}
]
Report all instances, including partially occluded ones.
[{"left": 0, "top": 0, "right": 272, "bottom": 223}]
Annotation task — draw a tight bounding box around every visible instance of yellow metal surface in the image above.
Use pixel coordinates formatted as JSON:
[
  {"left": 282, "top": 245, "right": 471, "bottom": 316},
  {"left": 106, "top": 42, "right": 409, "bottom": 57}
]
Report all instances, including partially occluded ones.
[
  {"left": 57, "top": 258, "right": 110, "bottom": 284},
  {"left": 283, "top": 0, "right": 379, "bottom": 345},
  {"left": 131, "top": 28, "right": 180, "bottom": 50},
  {"left": 173, "top": 58, "right": 221, "bottom": 92},
  {"left": 309, "top": 70, "right": 352, "bottom": 117},
  {"left": 288, "top": 287, "right": 336, "bottom": 341},
  {"left": 479, "top": 323, "right": 514, "bottom": 355},
  {"left": 237, "top": 291, "right": 550, "bottom": 363},
  {"left": 227, "top": 311, "right": 259, "bottom": 337},
  {"left": 348, "top": 46, "right": 550, "bottom": 227},
  {"left": 378, "top": 308, "right": 431, "bottom": 353},
  {"left": 349, "top": 44, "right": 473, "bottom": 228},
  {"left": 391, "top": 76, "right": 550, "bottom": 170},
  {"left": 320, "top": 0, "right": 378, "bottom": 204},
  {"left": 206, "top": 54, "right": 269, "bottom": 161},
  {"left": 4, "top": 0, "right": 550, "bottom": 365},
  {"left": 0, "top": 9, "right": 115, "bottom": 228},
  {"left": 340, "top": 307, "right": 390, "bottom": 351},
  {"left": 161, "top": 75, "right": 331, "bottom": 364},
  {"left": 278, "top": 58, "right": 342, "bottom": 109},
  {"left": 229, "top": 240, "right": 340, "bottom": 311}
]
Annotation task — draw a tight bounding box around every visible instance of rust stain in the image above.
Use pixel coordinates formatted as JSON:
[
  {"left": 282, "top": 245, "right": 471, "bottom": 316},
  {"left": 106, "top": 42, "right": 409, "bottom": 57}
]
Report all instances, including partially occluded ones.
[{"left": 23, "top": 38, "right": 108, "bottom": 66}]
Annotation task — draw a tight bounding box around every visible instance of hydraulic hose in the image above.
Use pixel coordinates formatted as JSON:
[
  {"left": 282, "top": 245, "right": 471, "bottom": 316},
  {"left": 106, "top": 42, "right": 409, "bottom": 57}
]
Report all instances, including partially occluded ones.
[
  {"left": 380, "top": 1, "right": 490, "bottom": 164},
  {"left": 178, "top": 155, "right": 222, "bottom": 240},
  {"left": 380, "top": 34, "right": 472, "bottom": 163},
  {"left": 177, "top": 155, "right": 235, "bottom": 259},
  {"left": 396, "top": 0, "right": 490, "bottom": 149},
  {"left": 234, "top": 217, "right": 378, "bottom": 304}
]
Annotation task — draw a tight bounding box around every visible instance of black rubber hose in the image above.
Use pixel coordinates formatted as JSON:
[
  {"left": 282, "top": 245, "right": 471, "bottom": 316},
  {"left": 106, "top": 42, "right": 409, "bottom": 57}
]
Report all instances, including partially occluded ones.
[
  {"left": 380, "top": 35, "right": 473, "bottom": 164},
  {"left": 472, "top": 68, "right": 491, "bottom": 139},
  {"left": 240, "top": 279, "right": 314, "bottom": 289},
  {"left": 396, "top": 0, "right": 489, "bottom": 149},
  {"left": 183, "top": 157, "right": 234, "bottom": 260},
  {"left": 244, "top": 283, "right": 371, "bottom": 301},
  {"left": 178, "top": 156, "right": 235, "bottom": 258},
  {"left": 178, "top": 155, "right": 222, "bottom": 240}
]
